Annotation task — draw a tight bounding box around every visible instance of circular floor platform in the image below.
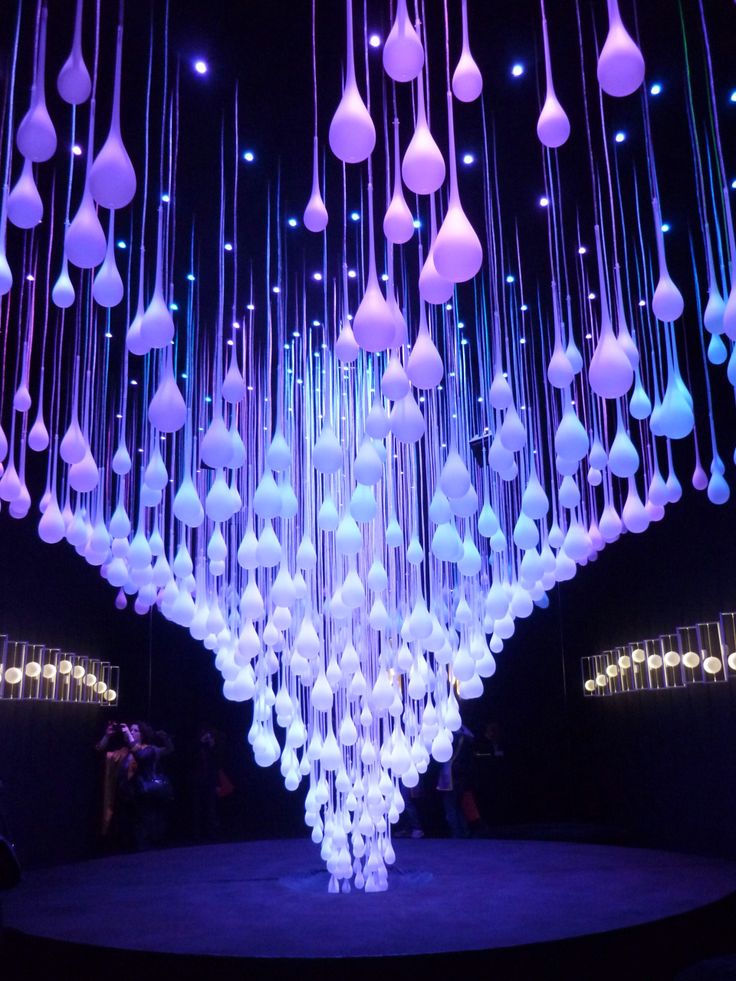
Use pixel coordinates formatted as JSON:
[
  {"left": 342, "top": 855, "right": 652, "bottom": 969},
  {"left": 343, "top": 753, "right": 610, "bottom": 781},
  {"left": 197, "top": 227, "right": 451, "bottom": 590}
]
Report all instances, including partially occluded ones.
[{"left": 3, "top": 838, "right": 736, "bottom": 964}]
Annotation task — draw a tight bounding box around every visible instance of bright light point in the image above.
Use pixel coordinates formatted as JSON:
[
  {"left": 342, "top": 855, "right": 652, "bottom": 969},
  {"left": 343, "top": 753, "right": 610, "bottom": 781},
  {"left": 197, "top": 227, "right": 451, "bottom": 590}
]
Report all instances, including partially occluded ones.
[
  {"left": 614, "top": 131, "right": 626, "bottom": 143},
  {"left": 478, "top": 397, "right": 484, "bottom": 403},
  {"left": 520, "top": 337, "right": 526, "bottom": 345},
  {"left": 116, "top": 240, "right": 127, "bottom": 249},
  {"left": 293, "top": 331, "right": 300, "bottom": 338},
  {"left": 312, "top": 319, "right": 320, "bottom": 326},
  {"left": 462, "top": 153, "right": 475, "bottom": 165},
  {"left": 412, "top": 219, "right": 422, "bottom": 228},
  {"left": 539, "top": 196, "right": 549, "bottom": 207},
  {"left": 161, "top": 193, "right": 170, "bottom": 203},
  {"left": 247, "top": 303, "right": 255, "bottom": 311},
  {"left": 26, "top": 274, "right": 34, "bottom": 282},
  {"left": 347, "top": 269, "right": 357, "bottom": 279},
  {"left": 368, "top": 33, "right": 381, "bottom": 47},
  {"left": 585, "top": 332, "right": 593, "bottom": 339},
  {"left": 104, "top": 332, "right": 112, "bottom": 339},
  {"left": 130, "top": 379, "right": 138, "bottom": 386},
  {"left": 296, "top": 378, "right": 303, "bottom": 385},
  {"left": 638, "top": 299, "right": 646, "bottom": 307},
  {"left": 731, "top": 179, "right": 736, "bottom": 190},
  {"left": 650, "top": 82, "right": 662, "bottom": 96},
  {"left": 243, "top": 150, "right": 255, "bottom": 162},
  {"left": 226, "top": 339, "right": 234, "bottom": 346},
  {"left": 460, "top": 338, "right": 468, "bottom": 345},
  {"left": 187, "top": 273, "right": 195, "bottom": 282},
  {"left": 170, "top": 302, "right": 178, "bottom": 311},
  {"left": 350, "top": 211, "right": 360, "bottom": 221},
  {"left": 730, "top": 91, "right": 736, "bottom": 104},
  {"left": 661, "top": 222, "right": 671, "bottom": 233},
  {"left": 312, "top": 271, "right": 323, "bottom": 281},
  {"left": 204, "top": 395, "right": 212, "bottom": 404},
  {"left": 181, "top": 373, "right": 188, "bottom": 380},
  {"left": 287, "top": 217, "right": 298, "bottom": 227},
  {"left": 194, "top": 59, "right": 208, "bottom": 75},
  {"left": 272, "top": 286, "right": 280, "bottom": 294},
  {"left": 72, "top": 144, "right": 82, "bottom": 156},
  {"left": 224, "top": 242, "right": 233, "bottom": 252},
  {"left": 506, "top": 274, "right": 515, "bottom": 284},
  {"left": 578, "top": 246, "right": 587, "bottom": 255},
  {"left": 445, "top": 303, "right": 453, "bottom": 310},
  {"left": 588, "top": 292, "right": 596, "bottom": 300},
  {"left": 381, "top": 273, "right": 389, "bottom": 282},
  {"left": 232, "top": 320, "right": 240, "bottom": 328},
  {"left": 511, "top": 63, "right": 524, "bottom": 77},
  {"left": 520, "top": 304, "right": 528, "bottom": 312}
]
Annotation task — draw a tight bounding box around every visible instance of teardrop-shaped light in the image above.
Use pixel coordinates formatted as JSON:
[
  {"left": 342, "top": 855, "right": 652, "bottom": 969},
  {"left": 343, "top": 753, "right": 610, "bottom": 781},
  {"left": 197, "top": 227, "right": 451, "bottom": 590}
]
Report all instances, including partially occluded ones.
[
  {"left": 66, "top": 101, "right": 107, "bottom": 268},
  {"left": 89, "top": 22, "right": 136, "bottom": 209},
  {"left": 7, "top": 158, "right": 43, "bottom": 229},
  {"left": 57, "top": 0, "right": 91, "bottom": 104},
  {"left": 597, "top": 0, "right": 645, "bottom": 98},
  {"left": 401, "top": 70, "right": 445, "bottom": 195},
  {"left": 303, "top": 138, "right": 328, "bottom": 233},
  {"left": 16, "top": 9, "right": 57, "bottom": 162},
  {"left": 328, "top": 0, "right": 375, "bottom": 163},
  {"left": 383, "top": 0, "right": 424, "bottom": 82},
  {"left": 92, "top": 212, "right": 124, "bottom": 306},
  {"left": 536, "top": 6, "right": 570, "bottom": 147},
  {"left": 383, "top": 119, "right": 414, "bottom": 244},
  {"left": 433, "top": 93, "right": 482, "bottom": 283},
  {"left": 451, "top": 0, "right": 483, "bottom": 103}
]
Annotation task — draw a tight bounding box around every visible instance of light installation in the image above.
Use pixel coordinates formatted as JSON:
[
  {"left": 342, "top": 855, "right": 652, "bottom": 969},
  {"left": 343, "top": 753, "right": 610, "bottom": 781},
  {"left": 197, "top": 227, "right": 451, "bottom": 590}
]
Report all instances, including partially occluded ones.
[
  {"left": 583, "top": 612, "right": 736, "bottom": 696},
  {"left": 0, "top": 0, "right": 734, "bottom": 890},
  {"left": 0, "top": 634, "right": 119, "bottom": 705}
]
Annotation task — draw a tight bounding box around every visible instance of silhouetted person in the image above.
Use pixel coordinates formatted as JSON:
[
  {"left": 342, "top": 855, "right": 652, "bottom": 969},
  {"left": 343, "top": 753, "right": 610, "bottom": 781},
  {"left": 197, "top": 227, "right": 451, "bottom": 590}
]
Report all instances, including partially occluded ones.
[{"left": 115, "top": 722, "right": 174, "bottom": 851}]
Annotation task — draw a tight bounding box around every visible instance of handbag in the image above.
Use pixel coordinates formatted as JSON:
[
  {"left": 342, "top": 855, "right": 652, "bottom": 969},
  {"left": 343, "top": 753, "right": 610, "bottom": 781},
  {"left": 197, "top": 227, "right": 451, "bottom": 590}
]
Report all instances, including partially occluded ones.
[{"left": 137, "top": 766, "right": 173, "bottom": 802}]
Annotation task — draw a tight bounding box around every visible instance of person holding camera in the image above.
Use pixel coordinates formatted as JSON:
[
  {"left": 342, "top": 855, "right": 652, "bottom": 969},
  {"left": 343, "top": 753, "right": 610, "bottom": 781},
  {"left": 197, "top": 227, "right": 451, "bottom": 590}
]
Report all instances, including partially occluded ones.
[
  {"left": 96, "top": 720, "right": 174, "bottom": 851},
  {"left": 95, "top": 720, "right": 130, "bottom": 842}
]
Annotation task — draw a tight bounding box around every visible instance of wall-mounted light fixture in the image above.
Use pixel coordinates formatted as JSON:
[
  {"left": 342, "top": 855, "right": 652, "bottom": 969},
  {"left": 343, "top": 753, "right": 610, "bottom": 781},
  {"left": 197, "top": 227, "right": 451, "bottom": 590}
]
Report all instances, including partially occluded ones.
[
  {"left": 582, "top": 612, "right": 736, "bottom": 697},
  {"left": 0, "top": 635, "right": 119, "bottom": 706}
]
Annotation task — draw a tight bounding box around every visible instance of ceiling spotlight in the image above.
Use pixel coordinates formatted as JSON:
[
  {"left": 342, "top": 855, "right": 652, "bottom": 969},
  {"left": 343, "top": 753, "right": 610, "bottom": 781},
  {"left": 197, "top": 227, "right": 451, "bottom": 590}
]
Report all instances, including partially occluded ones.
[{"left": 194, "top": 59, "right": 208, "bottom": 75}]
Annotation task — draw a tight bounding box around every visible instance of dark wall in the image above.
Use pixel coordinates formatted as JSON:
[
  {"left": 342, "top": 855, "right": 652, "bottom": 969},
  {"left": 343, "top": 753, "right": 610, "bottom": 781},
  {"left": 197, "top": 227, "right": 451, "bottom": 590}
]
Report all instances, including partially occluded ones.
[
  {"left": 481, "top": 486, "right": 736, "bottom": 856},
  {"left": 1, "top": 483, "right": 736, "bottom": 867}
]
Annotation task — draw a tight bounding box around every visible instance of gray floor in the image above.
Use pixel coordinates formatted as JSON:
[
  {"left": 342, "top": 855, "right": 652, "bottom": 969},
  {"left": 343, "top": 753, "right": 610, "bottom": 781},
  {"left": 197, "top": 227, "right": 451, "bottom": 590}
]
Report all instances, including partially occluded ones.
[{"left": 4, "top": 838, "right": 736, "bottom": 958}]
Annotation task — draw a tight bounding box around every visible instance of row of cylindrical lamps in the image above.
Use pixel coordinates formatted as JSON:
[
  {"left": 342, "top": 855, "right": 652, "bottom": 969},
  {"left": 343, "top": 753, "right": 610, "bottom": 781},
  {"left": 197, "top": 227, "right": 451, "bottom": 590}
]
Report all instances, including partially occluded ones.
[
  {"left": 0, "top": 637, "right": 119, "bottom": 704},
  {"left": 582, "top": 614, "right": 736, "bottom": 695}
]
